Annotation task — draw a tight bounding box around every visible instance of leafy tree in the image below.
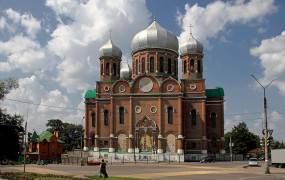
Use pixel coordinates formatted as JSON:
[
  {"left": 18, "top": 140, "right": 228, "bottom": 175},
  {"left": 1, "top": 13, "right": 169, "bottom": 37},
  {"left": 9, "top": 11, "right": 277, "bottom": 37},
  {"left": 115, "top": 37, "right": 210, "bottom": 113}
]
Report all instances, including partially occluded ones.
[
  {"left": 225, "top": 122, "right": 260, "bottom": 155},
  {"left": 0, "top": 78, "right": 18, "bottom": 100},
  {"left": 271, "top": 139, "right": 285, "bottom": 149},
  {"left": 46, "top": 119, "right": 83, "bottom": 152}
]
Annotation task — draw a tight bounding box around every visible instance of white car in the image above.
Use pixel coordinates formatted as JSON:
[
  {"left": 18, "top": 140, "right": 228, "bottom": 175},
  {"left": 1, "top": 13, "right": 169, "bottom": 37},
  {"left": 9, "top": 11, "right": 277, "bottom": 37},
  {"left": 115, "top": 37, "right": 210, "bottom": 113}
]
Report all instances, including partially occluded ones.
[{"left": 248, "top": 158, "right": 258, "bottom": 166}]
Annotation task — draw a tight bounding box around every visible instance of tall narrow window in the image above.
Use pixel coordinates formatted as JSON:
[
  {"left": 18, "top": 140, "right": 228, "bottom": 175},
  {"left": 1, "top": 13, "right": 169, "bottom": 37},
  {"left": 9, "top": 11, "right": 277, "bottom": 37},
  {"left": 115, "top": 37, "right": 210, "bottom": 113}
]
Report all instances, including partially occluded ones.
[
  {"left": 159, "top": 57, "right": 164, "bottom": 73},
  {"left": 168, "top": 58, "right": 172, "bottom": 74},
  {"left": 113, "top": 63, "right": 116, "bottom": 76},
  {"left": 104, "top": 110, "right": 109, "bottom": 126},
  {"left": 191, "top": 109, "right": 197, "bottom": 126},
  {"left": 197, "top": 60, "right": 201, "bottom": 73},
  {"left": 117, "top": 64, "right": 120, "bottom": 75},
  {"left": 174, "top": 60, "right": 177, "bottom": 76},
  {"left": 106, "top": 63, "right": 110, "bottom": 75},
  {"left": 190, "top": 59, "right": 194, "bottom": 72},
  {"left": 91, "top": 112, "right": 96, "bottom": 127},
  {"left": 101, "top": 64, "right": 103, "bottom": 75},
  {"left": 210, "top": 112, "right": 217, "bottom": 128},
  {"left": 183, "top": 61, "right": 187, "bottom": 74},
  {"left": 141, "top": 58, "right": 145, "bottom": 73},
  {"left": 119, "top": 107, "right": 124, "bottom": 124},
  {"left": 136, "top": 59, "right": 139, "bottom": 75},
  {"left": 167, "top": 106, "right": 173, "bottom": 124},
  {"left": 150, "top": 57, "right": 154, "bottom": 73}
]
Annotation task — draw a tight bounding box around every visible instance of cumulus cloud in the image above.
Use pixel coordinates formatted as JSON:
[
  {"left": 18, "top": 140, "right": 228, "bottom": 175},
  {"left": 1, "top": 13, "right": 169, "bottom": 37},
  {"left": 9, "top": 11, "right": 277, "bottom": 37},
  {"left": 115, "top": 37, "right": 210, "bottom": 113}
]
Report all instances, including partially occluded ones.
[
  {"left": 250, "top": 31, "right": 285, "bottom": 95},
  {"left": 177, "top": 0, "right": 276, "bottom": 46},
  {"left": 46, "top": 0, "right": 150, "bottom": 92},
  {"left": 5, "top": 8, "right": 41, "bottom": 38}
]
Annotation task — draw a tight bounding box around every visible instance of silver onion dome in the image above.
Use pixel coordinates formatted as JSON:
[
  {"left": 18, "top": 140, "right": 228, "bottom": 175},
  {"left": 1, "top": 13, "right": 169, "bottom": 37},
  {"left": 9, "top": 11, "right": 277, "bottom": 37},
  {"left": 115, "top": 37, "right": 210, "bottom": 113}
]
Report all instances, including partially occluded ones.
[
  {"left": 180, "top": 33, "right": 203, "bottom": 56},
  {"left": 120, "top": 61, "right": 131, "bottom": 79},
  {"left": 99, "top": 39, "right": 122, "bottom": 58},
  {"left": 131, "top": 21, "right": 179, "bottom": 54}
]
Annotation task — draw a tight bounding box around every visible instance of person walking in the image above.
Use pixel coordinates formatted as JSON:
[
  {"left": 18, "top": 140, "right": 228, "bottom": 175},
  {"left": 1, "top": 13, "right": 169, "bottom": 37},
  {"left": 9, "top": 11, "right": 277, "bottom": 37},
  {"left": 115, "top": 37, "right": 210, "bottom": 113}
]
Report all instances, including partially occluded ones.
[{"left": 100, "top": 159, "right": 108, "bottom": 179}]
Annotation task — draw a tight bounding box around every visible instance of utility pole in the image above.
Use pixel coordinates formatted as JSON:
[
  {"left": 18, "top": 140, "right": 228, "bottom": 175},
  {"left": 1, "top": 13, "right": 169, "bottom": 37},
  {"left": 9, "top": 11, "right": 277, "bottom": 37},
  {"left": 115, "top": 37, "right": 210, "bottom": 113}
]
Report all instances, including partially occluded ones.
[
  {"left": 229, "top": 136, "right": 233, "bottom": 162},
  {"left": 251, "top": 74, "right": 276, "bottom": 174},
  {"left": 23, "top": 121, "right": 27, "bottom": 173}
]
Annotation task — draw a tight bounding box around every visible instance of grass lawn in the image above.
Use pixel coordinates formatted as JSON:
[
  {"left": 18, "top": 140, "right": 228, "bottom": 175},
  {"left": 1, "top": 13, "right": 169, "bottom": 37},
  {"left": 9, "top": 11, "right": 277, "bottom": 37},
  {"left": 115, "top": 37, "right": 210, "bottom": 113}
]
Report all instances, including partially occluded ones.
[{"left": 0, "top": 172, "right": 144, "bottom": 180}]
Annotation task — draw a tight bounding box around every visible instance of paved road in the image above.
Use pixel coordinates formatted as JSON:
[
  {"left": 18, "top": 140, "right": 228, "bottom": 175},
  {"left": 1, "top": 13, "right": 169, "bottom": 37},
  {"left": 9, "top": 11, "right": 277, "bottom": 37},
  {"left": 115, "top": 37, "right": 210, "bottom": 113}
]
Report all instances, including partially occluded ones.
[{"left": 1, "top": 162, "right": 285, "bottom": 179}]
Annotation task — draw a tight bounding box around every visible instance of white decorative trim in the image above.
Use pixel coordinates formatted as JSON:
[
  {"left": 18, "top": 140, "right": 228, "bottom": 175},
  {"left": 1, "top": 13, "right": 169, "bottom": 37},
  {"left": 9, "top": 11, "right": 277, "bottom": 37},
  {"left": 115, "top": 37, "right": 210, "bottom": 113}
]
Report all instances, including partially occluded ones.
[
  {"left": 109, "top": 148, "right": 115, "bottom": 153},
  {"left": 110, "top": 134, "right": 114, "bottom": 138},
  {"left": 94, "top": 147, "right": 99, "bottom": 152},
  {"left": 177, "top": 149, "right": 184, "bottom": 154},
  {"left": 135, "top": 106, "right": 142, "bottom": 114},
  {"left": 95, "top": 134, "right": 99, "bottom": 138},
  {"left": 104, "top": 86, "right": 110, "bottom": 92},
  {"left": 150, "top": 106, "right": 157, "bottom": 113},
  {"left": 129, "top": 134, "right": 133, "bottom": 138},
  {"left": 157, "top": 149, "right": 163, "bottom": 154},
  {"left": 202, "top": 149, "right": 207, "bottom": 154},
  {"left": 83, "top": 147, "right": 89, "bottom": 151},
  {"left": 166, "top": 84, "right": 174, "bottom": 92},
  {"left": 189, "top": 83, "right": 197, "bottom": 90},
  {"left": 135, "top": 148, "right": 139, "bottom": 153},
  {"left": 119, "top": 85, "right": 126, "bottom": 93},
  {"left": 128, "top": 148, "right": 134, "bottom": 153},
  {"left": 177, "top": 135, "right": 184, "bottom": 139},
  {"left": 158, "top": 134, "right": 163, "bottom": 139}
]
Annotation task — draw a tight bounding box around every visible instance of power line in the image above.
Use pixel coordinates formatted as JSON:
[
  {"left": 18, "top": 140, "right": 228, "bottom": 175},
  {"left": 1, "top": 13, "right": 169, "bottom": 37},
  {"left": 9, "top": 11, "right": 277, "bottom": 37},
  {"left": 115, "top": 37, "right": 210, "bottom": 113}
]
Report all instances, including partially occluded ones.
[{"left": 3, "top": 98, "right": 84, "bottom": 111}]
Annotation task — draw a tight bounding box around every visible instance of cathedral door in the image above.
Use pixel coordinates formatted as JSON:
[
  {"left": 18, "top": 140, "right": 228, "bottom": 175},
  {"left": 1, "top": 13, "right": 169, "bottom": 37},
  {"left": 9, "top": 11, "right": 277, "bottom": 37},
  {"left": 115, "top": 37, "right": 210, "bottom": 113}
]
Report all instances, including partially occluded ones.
[{"left": 135, "top": 117, "right": 158, "bottom": 153}]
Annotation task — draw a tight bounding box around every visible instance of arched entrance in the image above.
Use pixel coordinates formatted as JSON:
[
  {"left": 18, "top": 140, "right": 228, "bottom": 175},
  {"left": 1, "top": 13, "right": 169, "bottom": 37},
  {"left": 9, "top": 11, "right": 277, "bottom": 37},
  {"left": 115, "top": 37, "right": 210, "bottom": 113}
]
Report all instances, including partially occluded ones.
[{"left": 135, "top": 116, "right": 158, "bottom": 153}]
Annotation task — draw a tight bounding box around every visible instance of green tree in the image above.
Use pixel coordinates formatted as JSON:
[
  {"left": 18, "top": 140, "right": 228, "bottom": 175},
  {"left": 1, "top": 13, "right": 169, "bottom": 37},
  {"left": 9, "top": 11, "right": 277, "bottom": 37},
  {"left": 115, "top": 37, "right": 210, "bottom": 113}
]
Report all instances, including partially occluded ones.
[
  {"left": 271, "top": 139, "right": 285, "bottom": 149},
  {"left": 46, "top": 119, "right": 83, "bottom": 152},
  {"left": 225, "top": 122, "right": 260, "bottom": 155},
  {"left": 0, "top": 78, "right": 18, "bottom": 100}
]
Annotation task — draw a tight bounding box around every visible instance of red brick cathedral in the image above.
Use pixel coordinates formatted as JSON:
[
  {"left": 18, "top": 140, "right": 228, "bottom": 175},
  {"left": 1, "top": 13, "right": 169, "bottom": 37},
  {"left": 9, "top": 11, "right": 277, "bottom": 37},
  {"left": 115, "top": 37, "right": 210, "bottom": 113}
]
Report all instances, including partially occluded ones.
[{"left": 84, "top": 21, "right": 225, "bottom": 157}]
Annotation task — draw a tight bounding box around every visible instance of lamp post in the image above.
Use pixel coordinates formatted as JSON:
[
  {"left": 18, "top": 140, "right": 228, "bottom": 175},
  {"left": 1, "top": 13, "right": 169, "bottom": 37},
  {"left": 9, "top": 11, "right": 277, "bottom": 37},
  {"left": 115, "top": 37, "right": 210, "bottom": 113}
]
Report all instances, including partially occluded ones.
[{"left": 251, "top": 74, "right": 276, "bottom": 174}]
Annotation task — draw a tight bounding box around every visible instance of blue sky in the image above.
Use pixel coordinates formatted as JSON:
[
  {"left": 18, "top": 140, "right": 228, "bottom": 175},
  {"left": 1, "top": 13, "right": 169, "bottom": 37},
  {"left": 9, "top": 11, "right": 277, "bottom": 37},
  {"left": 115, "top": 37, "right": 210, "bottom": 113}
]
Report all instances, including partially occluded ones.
[{"left": 0, "top": 0, "right": 284, "bottom": 141}]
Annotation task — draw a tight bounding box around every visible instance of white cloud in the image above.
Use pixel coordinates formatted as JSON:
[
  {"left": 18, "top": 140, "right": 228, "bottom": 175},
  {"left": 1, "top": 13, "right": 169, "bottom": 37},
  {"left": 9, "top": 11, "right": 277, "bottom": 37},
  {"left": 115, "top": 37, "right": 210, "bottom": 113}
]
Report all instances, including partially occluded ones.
[
  {"left": 46, "top": 0, "right": 150, "bottom": 92},
  {"left": 177, "top": 0, "right": 276, "bottom": 46},
  {"left": 2, "top": 76, "right": 81, "bottom": 131},
  {"left": 5, "top": 8, "right": 41, "bottom": 38},
  {"left": 0, "top": 35, "right": 55, "bottom": 73},
  {"left": 250, "top": 31, "right": 285, "bottom": 95}
]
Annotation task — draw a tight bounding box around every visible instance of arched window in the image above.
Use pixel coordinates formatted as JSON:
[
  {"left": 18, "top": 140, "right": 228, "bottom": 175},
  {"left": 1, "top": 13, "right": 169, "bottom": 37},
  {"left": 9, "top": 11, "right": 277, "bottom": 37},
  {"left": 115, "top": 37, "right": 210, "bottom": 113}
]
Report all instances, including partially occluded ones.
[
  {"left": 117, "top": 63, "right": 120, "bottom": 75},
  {"left": 104, "top": 110, "right": 109, "bottom": 126},
  {"left": 113, "top": 63, "right": 116, "bottom": 76},
  {"left": 136, "top": 59, "right": 139, "bottom": 75},
  {"left": 191, "top": 109, "right": 197, "bottom": 126},
  {"left": 183, "top": 61, "right": 187, "bottom": 74},
  {"left": 141, "top": 58, "right": 145, "bottom": 73},
  {"left": 168, "top": 58, "right": 172, "bottom": 74},
  {"left": 91, "top": 112, "right": 96, "bottom": 127},
  {"left": 210, "top": 112, "right": 217, "bottom": 128},
  {"left": 150, "top": 57, "right": 154, "bottom": 73},
  {"left": 159, "top": 57, "right": 164, "bottom": 73},
  {"left": 167, "top": 106, "right": 173, "bottom": 124},
  {"left": 119, "top": 107, "right": 124, "bottom": 124},
  {"left": 106, "top": 63, "right": 110, "bottom": 75},
  {"left": 101, "top": 63, "right": 103, "bottom": 75},
  {"left": 190, "top": 59, "right": 194, "bottom": 72},
  {"left": 174, "top": 60, "right": 177, "bottom": 76},
  {"left": 197, "top": 60, "right": 201, "bottom": 73}
]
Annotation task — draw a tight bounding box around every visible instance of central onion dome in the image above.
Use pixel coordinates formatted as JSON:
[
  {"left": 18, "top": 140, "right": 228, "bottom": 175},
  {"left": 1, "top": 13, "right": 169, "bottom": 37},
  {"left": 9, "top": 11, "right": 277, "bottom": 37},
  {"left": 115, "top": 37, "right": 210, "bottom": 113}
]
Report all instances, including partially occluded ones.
[
  {"left": 131, "top": 21, "right": 179, "bottom": 54},
  {"left": 180, "top": 33, "right": 203, "bottom": 56},
  {"left": 99, "top": 39, "right": 122, "bottom": 58}
]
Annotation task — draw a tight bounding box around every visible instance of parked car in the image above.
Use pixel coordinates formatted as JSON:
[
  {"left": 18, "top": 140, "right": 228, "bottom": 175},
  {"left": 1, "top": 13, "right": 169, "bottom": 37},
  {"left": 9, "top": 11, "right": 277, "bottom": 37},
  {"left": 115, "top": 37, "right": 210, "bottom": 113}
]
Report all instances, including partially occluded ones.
[
  {"left": 200, "top": 156, "right": 215, "bottom": 163},
  {"left": 248, "top": 158, "right": 258, "bottom": 166}
]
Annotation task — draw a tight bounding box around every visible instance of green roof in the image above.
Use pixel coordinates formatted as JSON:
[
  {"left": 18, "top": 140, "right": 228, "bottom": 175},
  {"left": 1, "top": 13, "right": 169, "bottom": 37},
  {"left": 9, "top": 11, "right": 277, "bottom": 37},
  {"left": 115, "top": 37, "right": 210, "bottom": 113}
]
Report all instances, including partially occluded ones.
[
  {"left": 85, "top": 89, "right": 96, "bottom": 99},
  {"left": 206, "top": 87, "right": 224, "bottom": 97},
  {"left": 38, "top": 131, "right": 53, "bottom": 142}
]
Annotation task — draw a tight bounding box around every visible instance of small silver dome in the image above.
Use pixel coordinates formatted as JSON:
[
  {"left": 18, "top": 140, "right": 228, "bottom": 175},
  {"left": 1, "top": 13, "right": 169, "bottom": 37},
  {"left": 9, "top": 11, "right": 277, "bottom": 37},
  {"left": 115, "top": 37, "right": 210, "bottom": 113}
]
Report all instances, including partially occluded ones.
[
  {"left": 131, "top": 21, "right": 178, "bottom": 54},
  {"left": 180, "top": 33, "right": 203, "bottom": 56},
  {"left": 99, "top": 39, "right": 122, "bottom": 58},
  {"left": 120, "top": 62, "right": 131, "bottom": 80}
]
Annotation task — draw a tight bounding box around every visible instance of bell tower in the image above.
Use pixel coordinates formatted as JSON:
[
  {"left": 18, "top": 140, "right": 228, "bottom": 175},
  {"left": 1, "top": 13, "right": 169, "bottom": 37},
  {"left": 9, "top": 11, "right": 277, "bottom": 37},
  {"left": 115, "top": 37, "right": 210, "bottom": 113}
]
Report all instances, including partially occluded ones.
[
  {"left": 99, "top": 39, "right": 122, "bottom": 81},
  {"left": 180, "top": 28, "right": 203, "bottom": 80}
]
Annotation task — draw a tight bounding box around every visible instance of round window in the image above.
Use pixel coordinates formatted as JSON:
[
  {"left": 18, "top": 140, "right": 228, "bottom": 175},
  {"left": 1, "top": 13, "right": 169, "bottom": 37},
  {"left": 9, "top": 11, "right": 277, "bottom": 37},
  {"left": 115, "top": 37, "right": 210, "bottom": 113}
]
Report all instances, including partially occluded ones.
[
  {"left": 166, "top": 84, "right": 174, "bottom": 92},
  {"left": 104, "top": 86, "right": 110, "bottom": 92},
  {"left": 150, "top": 106, "right": 157, "bottom": 113},
  {"left": 135, "top": 106, "right": 142, "bottom": 114},
  {"left": 119, "top": 85, "right": 125, "bottom": 93}
]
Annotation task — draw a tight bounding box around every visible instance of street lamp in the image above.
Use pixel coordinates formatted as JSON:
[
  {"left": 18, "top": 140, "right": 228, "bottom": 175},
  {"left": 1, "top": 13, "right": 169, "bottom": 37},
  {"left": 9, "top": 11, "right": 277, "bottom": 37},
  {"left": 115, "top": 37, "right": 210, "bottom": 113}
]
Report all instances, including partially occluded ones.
[{"left": 251, "top": 74, "right": 276, "bottom": 174}]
